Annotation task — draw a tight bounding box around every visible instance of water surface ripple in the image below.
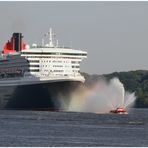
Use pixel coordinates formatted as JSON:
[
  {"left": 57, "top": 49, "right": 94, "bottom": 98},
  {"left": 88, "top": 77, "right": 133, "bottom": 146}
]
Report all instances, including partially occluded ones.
[{"left": 0, "top": 108, "right": 147, "bottom": 146}]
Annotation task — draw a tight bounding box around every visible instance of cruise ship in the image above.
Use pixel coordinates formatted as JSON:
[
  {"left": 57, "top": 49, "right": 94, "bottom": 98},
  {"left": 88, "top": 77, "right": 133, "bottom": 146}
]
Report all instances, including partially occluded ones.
[{"left": 0, "top": 28, "right": 87, "bottom": 109}]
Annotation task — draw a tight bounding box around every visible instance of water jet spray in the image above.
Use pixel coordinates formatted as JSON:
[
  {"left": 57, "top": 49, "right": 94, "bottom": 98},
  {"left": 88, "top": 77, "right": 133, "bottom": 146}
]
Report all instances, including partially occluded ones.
[{"left": 67, "top": 77, "right": 136, "bottom": 114}]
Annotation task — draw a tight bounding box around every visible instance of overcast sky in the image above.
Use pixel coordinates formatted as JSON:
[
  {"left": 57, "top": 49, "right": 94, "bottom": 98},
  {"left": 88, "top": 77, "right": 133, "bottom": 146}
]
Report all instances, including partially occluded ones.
[{"left": 0, "top": 2, "right": 148, "bottom": 74}]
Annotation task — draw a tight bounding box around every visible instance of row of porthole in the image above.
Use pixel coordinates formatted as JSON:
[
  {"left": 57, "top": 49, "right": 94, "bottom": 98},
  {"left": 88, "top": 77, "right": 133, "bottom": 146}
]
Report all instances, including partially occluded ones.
[
  {"left": 53, "top": 65, "right": 63, "bottom": 67},
  {"left": 41, "top": 65, "right": 70, "bottom": 68},
  {"left": 41, "top": 61, "right": 68, "bottom": 63}
]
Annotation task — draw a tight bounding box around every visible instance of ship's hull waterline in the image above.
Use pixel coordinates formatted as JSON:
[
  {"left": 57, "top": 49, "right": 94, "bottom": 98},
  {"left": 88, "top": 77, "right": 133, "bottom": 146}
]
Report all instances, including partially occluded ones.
[{"left": 0, "top": 81, "right": 82, "bottom": 110}]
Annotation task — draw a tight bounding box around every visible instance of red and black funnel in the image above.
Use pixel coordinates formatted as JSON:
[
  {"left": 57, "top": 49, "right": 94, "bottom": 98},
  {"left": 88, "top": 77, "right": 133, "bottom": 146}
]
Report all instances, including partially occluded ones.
[{"left": 3, "top": 33, "right": 26, "bottom": 54}]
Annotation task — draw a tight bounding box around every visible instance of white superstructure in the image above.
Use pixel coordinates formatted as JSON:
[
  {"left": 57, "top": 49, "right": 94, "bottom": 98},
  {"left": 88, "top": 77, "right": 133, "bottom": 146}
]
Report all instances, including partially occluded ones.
[{"left": 0, "top": 28, "right": 87, "bottom": 86}]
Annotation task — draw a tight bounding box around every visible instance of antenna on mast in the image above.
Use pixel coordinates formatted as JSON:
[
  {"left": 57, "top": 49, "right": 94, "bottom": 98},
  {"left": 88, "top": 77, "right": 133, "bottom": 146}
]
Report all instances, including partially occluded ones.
[
  {"left": 49, "top": 28, "right": 54, "bottom": 47},
  {"left": 43, "top": 28, "right": 56, "bottom": 47}
]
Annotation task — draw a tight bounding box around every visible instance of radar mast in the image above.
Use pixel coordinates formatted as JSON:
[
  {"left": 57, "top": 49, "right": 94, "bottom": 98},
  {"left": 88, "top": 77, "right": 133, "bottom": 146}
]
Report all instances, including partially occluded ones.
[{"left": 49, "top": 28, "right": 54, "bottom": 47}]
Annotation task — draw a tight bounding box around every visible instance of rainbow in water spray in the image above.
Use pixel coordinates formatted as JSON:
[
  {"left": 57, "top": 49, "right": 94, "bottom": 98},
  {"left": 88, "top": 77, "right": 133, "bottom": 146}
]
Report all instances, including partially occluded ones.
[{"left": 67, "top": 77, "right": 136, "bottom": 114}]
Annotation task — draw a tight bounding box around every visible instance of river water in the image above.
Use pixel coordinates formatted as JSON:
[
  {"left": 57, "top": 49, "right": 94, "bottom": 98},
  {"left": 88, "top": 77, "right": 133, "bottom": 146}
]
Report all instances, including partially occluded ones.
[{"left": 0, "top": 108, "right": 147, "bottom": 146}]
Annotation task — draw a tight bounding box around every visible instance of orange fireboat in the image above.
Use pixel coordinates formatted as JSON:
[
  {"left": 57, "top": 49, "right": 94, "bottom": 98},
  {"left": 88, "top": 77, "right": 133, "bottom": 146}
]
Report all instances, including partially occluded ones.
[{"left": 110, "top": 107, "right": 128, "bottom": 114}]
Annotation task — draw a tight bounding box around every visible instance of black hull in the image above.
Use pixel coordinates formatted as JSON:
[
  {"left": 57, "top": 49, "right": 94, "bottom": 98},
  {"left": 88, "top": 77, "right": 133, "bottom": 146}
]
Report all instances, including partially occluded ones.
[{"left": 0, "top": 81, "right": 81, "bottom": 110}]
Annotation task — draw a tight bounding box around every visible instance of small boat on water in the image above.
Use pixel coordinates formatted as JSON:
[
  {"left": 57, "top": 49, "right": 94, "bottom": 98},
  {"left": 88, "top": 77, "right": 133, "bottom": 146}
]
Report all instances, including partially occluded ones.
[{"left": 110, "top": 107, "right": 128, "bottom": 114}]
